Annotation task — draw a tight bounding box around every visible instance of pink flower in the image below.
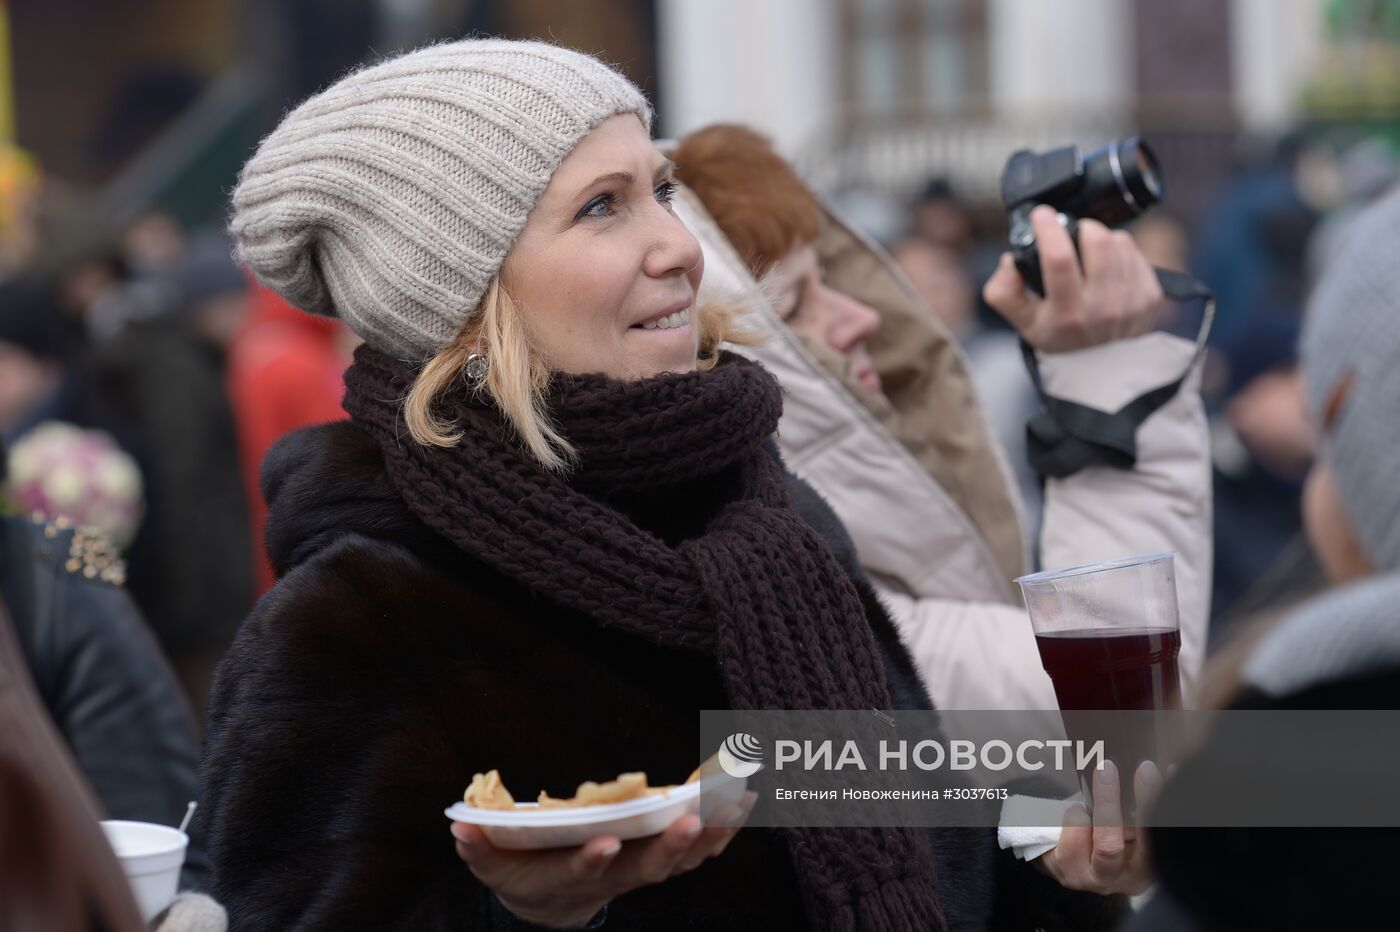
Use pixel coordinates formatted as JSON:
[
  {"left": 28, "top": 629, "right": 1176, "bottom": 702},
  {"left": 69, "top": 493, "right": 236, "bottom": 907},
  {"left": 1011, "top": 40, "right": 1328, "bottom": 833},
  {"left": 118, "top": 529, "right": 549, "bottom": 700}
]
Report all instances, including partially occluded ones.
[{"left": 5, "top": 421, "right": 144, "bottom": 548}]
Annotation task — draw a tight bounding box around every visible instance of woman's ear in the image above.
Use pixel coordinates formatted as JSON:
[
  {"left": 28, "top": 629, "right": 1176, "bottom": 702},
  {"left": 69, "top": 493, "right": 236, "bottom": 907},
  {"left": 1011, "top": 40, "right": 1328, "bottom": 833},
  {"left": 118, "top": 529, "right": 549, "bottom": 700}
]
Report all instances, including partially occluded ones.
[
  {"left": 1321, "top": 371, "right": 1354, "bottom": 435},
  {"left": 1303, "top": 460, "right": 1373, "bottom": 585}
]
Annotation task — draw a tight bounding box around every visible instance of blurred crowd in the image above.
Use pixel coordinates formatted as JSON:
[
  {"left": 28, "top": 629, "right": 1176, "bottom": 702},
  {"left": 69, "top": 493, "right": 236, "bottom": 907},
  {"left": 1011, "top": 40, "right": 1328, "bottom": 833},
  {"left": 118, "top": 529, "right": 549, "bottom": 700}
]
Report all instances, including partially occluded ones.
[{"left": 0, "top": 143, "right": 357, "bottom": 712}]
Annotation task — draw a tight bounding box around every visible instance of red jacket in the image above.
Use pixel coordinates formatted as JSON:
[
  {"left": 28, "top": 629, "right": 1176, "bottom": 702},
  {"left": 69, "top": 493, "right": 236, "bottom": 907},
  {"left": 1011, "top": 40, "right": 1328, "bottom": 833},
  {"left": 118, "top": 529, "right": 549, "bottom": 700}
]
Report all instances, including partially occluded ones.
[{"left": 227, "top": 283, "right": 350, "bottom": 596}]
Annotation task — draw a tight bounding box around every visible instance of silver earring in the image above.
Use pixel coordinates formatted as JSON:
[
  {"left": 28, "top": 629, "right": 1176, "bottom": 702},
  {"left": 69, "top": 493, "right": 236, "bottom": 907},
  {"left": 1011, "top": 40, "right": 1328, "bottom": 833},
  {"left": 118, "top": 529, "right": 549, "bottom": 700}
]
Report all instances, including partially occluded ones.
[{"left": 466, "top": 353, "right": 488, "bottom": 384}]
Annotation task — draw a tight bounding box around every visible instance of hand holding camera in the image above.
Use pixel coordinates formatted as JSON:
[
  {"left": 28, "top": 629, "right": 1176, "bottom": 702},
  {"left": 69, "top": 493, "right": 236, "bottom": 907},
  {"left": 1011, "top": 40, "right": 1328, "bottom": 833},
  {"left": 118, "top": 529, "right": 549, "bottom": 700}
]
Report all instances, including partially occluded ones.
[
  {"left": 984, "top": 139, "right": 1168, "bottom": 352},
  {"left": 983, "top": 138, "right": 1213, "bottom": 477},
  {"left": 983, "top": 205, "right": 1162, "bottom": 353}
]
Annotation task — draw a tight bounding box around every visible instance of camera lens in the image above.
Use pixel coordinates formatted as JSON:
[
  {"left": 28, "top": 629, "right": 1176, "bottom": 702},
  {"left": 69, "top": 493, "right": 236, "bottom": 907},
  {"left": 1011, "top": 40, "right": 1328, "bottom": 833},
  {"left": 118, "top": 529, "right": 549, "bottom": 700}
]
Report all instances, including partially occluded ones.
[
  {"left": 1066, "top": 138, "right": 1164, "bottom": 226},
  {"left": 1119, "top": 138, "right": 1163, "bottom": 207},
  {"left": 1135, "top": 147, "right": 1160, "bottom": 196}
]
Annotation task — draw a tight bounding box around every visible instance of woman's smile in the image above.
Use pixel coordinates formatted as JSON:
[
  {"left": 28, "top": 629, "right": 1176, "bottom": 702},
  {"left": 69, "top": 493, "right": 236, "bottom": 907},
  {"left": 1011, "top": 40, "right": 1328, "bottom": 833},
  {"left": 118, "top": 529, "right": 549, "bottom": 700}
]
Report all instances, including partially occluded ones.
[{"left": 631, "top": 301, "right": 693, "bottom": 332}]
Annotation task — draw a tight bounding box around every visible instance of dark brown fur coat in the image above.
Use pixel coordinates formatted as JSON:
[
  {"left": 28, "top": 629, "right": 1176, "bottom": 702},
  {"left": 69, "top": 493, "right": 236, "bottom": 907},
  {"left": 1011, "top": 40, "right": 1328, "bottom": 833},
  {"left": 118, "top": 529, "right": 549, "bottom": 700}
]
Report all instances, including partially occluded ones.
[{"left": 201, "top": 421, "right": 1117, "bottom": 931}]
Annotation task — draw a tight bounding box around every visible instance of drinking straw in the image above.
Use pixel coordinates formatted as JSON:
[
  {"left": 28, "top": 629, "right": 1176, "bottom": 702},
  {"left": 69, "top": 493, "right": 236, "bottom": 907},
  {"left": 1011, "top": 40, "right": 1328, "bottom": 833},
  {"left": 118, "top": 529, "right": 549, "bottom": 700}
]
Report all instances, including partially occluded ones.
[{"left": 178, "top": 801, "right": 197, "bottom": 834}]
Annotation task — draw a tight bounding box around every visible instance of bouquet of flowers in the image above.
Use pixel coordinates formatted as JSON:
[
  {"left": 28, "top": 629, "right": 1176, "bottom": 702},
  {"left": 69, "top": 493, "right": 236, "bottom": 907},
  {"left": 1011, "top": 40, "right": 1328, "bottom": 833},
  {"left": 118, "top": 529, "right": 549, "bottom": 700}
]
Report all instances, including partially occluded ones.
[{"left": 4, "top": 421, "right": 144, "bottom": 548}]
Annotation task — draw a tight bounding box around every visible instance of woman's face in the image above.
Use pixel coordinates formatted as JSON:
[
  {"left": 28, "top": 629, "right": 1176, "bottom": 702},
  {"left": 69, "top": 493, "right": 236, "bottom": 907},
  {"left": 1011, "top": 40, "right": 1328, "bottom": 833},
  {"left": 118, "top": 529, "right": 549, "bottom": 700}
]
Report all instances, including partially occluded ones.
[
  {"left": 766, "top": 243, "right": 883, "bottom": 394},
  {"left": 504, "top": 114, "right": 703, "bottom": 380}
]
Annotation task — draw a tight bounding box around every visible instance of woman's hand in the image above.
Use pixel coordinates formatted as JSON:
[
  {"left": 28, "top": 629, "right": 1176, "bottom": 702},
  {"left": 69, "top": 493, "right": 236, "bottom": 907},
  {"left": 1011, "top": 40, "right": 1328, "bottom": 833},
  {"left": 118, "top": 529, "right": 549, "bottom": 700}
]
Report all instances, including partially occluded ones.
[
  {"left": 983, "top": 204, "right": 1164, "bottom": 353},
  {"left": 1036, "top": 760, "right": 1161, "bottom": 896},
  {"left": 452, "top": 791, "right": 758, "bottom": 929}
]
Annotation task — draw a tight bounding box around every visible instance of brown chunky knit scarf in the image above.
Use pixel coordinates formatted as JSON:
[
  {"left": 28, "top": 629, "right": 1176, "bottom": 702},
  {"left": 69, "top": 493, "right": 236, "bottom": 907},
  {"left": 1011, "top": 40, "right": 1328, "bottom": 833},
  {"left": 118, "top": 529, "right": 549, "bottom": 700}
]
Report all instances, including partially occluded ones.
[{"left": 342, "top": 344, "right": 944, "bottom": 932}]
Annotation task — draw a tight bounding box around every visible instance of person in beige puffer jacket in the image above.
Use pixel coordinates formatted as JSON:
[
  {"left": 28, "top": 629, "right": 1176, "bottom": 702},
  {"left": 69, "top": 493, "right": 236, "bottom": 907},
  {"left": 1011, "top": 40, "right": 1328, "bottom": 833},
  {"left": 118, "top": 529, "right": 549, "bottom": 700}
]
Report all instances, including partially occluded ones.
[{"left": 672, "top": 126, "right": 1212, "bottom": 748}]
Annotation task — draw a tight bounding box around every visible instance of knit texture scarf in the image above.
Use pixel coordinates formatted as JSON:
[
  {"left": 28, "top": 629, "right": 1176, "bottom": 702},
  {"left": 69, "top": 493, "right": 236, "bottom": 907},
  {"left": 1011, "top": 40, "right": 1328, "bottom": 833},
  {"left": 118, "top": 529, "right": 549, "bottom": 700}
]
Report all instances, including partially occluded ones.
[{"left": 342, "top": 345, "right": 944, "bottom": 932}]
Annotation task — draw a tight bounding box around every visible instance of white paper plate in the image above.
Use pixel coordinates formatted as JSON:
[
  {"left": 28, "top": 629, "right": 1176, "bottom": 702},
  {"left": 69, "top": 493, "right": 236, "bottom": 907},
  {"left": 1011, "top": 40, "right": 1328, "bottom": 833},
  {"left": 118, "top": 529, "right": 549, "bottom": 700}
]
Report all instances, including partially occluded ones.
[{"left": 445, "top": 771, "right": 748, "bottom": 850}]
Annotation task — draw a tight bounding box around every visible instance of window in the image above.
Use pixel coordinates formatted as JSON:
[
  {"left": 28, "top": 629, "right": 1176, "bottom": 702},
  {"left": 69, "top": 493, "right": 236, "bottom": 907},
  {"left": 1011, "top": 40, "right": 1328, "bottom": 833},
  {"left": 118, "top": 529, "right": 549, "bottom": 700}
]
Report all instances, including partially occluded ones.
[{"left": 841, "top": 0, "right": 988, "bottom": 119}]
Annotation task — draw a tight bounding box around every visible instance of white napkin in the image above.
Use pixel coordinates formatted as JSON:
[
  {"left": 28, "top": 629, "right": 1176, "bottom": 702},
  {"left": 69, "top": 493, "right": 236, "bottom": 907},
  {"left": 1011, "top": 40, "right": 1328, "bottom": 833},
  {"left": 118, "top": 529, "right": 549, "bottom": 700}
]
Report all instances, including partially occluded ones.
[
  {"left": 997, "top": 794, "right": 1158, "bottom": 911},
  {"left": 996, "top": 794, "right": 1072, "bottom": 861}
]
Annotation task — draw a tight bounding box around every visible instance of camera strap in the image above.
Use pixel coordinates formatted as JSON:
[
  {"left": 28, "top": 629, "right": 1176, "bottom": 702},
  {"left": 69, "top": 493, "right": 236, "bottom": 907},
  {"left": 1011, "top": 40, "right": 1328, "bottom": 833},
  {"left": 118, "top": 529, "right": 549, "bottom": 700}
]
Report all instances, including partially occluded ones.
[{"left": 1020, "top": 267, "right": 1215, "bottom": 478}]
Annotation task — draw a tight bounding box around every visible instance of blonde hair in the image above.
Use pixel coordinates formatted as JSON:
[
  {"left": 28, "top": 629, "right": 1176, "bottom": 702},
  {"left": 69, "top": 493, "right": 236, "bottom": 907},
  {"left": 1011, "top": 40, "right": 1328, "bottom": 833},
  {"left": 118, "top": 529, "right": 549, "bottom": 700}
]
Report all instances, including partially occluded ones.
[{"left": 404, "top": 274, "right": 756, "bottom": 472}]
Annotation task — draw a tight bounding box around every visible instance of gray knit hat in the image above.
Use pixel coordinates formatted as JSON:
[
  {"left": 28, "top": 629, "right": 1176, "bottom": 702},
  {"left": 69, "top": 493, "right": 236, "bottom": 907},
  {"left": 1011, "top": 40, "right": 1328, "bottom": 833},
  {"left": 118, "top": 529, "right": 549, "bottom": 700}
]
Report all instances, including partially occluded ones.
[
  {"left": 1301, "top": 183, "right": 1400, "bottom": 572},
  {"left": 229, "top": 39, "right": 652, "bottom": 360}
]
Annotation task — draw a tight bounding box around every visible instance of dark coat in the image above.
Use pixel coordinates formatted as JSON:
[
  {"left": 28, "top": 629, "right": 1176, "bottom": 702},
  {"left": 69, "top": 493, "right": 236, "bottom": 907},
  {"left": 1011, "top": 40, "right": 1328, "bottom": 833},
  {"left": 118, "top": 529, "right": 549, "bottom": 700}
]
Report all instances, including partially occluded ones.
[
  {"left": 1128, "top": 666, "right": 1400, "bottom": 932},
  {"left": 88, "top": 318, "right": 253, "bottom": 660},
  {"left": 202, "top": 421, "right": 1118, "bottom": 931},
  {"left": 0, "top": 513, "right": 207, "bottom": 890}
]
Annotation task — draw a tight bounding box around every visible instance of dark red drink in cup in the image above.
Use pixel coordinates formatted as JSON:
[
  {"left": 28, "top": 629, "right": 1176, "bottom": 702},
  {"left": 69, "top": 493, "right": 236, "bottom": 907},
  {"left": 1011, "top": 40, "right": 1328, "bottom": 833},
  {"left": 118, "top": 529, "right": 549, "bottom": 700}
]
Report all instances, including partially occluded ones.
[
  {"left": 1017, "top": 552, "right": 1182, "bottom": 821},
  {"left": 1035, "top": 627, "right": 1181, "bottom": 712}
]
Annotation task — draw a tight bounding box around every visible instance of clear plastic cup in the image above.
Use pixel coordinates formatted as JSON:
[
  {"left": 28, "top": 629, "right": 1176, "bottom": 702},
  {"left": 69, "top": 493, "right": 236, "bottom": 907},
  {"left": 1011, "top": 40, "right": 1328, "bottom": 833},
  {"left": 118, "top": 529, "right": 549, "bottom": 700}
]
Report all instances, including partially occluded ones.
[
  {"left": 100, "top": 820, "right": 187, "bottom": 921},
  {"left": 1016, "top": 551, "right": 1182, "bottom": 817}
]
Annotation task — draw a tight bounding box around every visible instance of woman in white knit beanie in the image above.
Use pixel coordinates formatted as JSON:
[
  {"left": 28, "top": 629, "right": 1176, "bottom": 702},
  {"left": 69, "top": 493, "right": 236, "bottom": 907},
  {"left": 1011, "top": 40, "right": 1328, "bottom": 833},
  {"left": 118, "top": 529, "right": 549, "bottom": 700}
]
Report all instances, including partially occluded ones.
[
  {"left": 205, "top": 37, "right": 1130, "bottom": 932},
  {"left": 227, "top": 37, "right": 736, "bottom": 471}
]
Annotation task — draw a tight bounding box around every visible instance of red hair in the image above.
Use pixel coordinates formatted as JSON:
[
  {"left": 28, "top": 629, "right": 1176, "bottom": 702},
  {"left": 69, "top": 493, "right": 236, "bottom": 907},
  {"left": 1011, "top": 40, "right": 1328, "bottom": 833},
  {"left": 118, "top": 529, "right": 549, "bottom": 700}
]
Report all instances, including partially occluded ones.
[{"left": 673, "top": 125, "right": 823, "bottom": 279}]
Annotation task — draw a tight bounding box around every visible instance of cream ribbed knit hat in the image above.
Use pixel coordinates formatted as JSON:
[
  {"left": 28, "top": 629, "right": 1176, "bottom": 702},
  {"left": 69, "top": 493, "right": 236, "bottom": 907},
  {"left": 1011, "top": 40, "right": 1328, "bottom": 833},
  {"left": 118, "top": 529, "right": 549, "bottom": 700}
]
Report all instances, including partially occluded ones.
[
  {"left": 1301, "top": 183, "right": 1400, "bottom": 572},
  {"left": 230, "top": 39, "right": 652, "bottom": 360}
]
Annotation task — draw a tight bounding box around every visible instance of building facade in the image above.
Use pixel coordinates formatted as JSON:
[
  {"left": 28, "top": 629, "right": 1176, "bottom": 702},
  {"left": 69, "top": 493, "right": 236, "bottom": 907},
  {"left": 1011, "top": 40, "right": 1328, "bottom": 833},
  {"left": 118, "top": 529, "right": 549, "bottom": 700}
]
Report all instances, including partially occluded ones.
[{"left": 658, "top": 0, "right": 1334, "bottom": 220}]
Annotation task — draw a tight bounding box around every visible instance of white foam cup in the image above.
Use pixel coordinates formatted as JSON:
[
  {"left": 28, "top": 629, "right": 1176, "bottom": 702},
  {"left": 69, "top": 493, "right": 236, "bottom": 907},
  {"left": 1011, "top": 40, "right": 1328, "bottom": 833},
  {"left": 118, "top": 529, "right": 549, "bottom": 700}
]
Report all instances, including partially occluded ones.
[{"left": 100, "top": 820, "right": 187, "bottom": 921}]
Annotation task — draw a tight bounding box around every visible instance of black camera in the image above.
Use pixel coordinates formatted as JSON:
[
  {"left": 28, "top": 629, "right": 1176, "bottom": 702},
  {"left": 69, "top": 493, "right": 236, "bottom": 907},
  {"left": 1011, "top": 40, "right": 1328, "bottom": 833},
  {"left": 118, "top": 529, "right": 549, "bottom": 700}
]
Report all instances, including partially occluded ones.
[{"left": 1000, "top": 138, "right": 1163, "bottom": 295}]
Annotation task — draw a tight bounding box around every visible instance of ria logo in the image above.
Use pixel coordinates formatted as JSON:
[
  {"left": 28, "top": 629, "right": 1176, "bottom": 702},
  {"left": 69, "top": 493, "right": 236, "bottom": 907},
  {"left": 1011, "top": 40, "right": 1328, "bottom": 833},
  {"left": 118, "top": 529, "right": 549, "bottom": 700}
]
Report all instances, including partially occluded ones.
[{"left": 718, "top": 733, "right": 764, "bottom": 778}]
